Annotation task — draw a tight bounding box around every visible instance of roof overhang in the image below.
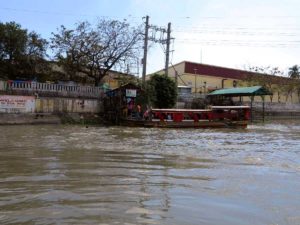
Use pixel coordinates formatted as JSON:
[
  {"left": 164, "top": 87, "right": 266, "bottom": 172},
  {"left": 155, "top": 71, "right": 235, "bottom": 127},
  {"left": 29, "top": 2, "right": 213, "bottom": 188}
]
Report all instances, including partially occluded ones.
[{"left": 207, "top": 86, "right": 273, "bottom": 97}]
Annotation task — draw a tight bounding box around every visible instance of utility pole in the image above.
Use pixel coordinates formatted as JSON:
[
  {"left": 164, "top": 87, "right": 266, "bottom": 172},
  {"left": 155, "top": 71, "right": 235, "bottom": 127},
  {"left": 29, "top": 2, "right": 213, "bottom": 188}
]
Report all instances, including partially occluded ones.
[
  {"left": 142, "top": 15, "right": 149, "bottom": 87},
  {"left": 175, "top": 71, "right": 178, "bottom": 89},
  {"left": 165, "top": 22, "right": 171, "bottom": 76},
  {"left": 137, "top": 58, "right": 139, "bottom": 77},
  {"left": 141, "top": 16, "right": 174, "bottom": 83}
]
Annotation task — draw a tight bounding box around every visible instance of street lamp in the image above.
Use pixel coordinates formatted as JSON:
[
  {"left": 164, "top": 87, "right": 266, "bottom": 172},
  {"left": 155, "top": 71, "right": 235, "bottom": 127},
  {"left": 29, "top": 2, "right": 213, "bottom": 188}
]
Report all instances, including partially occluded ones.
[{"left": 203, "top": 81, "right": 207, "bottom": 94}]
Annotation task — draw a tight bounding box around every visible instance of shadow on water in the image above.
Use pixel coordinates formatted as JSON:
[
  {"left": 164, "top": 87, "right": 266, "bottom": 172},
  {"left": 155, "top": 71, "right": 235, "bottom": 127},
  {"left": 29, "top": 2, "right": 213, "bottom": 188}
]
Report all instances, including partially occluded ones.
[{"left": 0, "top": 121, "right": 300, "bottom": 224}]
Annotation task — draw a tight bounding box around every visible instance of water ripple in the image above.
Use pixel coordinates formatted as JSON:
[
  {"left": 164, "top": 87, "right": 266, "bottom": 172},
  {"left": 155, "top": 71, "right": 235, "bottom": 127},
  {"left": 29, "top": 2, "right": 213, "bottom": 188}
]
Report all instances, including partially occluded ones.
[{"left": 0, "top": 122, "right": 300, "bottom": 225}]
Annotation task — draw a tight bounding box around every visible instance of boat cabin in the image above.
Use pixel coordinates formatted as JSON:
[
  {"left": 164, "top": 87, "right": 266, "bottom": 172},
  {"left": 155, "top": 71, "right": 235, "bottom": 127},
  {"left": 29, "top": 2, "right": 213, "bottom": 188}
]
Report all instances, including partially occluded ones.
[
  {"left": 150, "top": 106, "right": 250, "bottom": 123},
  {"left": 124, "top": 106, "right": 250, "bottom": 128}
]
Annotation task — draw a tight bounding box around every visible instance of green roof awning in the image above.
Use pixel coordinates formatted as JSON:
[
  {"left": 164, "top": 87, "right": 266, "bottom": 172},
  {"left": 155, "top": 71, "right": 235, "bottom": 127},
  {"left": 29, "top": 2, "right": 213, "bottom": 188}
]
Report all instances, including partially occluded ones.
[{"left": 208, "top": 86, "right": 272, "bottom": 97}]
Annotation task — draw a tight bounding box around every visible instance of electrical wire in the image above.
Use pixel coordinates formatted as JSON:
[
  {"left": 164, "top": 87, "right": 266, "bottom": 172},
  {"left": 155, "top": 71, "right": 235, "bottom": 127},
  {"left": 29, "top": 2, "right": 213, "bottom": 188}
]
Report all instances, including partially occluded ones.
[
  {"left": 173, "top": 30, "right": 299, "bottom": 37},
  {"left": 175, "top": 40, "right": 299, "bottom": 48}
]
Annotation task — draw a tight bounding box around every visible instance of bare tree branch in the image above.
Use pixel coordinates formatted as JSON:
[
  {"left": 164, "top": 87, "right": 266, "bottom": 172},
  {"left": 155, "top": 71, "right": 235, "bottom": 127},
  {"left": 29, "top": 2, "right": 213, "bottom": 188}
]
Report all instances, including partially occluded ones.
[{"left": 51, "top": 19, "right": 143, "bottom": 86}]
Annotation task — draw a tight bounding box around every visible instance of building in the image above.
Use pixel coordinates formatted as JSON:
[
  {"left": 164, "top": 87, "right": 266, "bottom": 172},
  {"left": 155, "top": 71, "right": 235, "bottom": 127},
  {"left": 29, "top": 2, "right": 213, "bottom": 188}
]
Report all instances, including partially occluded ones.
[
  {"left": 49, "top": 62, "right": 138, "bottom": 89},
  {"left": 101, "top": 70, "right": 138, "bottom": 90},
  {"left": 151, "top": 61, "right": 300, "bottom": 104}
]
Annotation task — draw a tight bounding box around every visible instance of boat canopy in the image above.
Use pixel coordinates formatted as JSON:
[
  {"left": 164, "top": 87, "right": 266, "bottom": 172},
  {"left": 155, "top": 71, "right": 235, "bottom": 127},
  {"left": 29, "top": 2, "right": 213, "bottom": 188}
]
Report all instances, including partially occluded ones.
[
  {"left": 207, "top": 86, "right": 272, "bottom": 97},
  {"left": 151, "top": 106, "right": 249, "bottom": 113},
  {"left": 151, "top": 108, "right": 211, "bottom": 113}
]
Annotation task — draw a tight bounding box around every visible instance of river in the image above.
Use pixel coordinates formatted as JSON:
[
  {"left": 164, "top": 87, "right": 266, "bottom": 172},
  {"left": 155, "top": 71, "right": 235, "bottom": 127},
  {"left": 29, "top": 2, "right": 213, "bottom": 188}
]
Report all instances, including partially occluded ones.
[{"left": 0, "top": 121, "right": 300, "bottom": 225}]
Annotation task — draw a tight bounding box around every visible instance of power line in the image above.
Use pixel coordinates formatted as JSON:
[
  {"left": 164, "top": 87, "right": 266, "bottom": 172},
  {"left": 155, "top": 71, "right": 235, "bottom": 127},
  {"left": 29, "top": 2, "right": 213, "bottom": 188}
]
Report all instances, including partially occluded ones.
[
  {"left": 174, "top": 30, "right": 300, "bottom": 37},
  {"left": 177, "top": 39, "right": 300, "bottom": 43},
  {"left": 174, "top": 26, "right": 300, "bottom": 31},
  {"left": 175, "top": 40, "right": 299, "bottom": 48},
  {"left": 182, "top": 16, "right": 300, "bottom": 19}
]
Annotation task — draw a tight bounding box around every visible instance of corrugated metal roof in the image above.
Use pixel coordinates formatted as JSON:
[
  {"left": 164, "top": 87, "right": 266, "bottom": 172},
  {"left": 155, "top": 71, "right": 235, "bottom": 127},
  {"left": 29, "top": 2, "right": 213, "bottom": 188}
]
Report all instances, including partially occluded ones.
[
  {"left": 184, "top": 61, "right": 254, "bottom": 80},
  {"left": 208, "top": 86, "right": 272, "bottom": 96},
  {"left": 184, "top": 61, "right": 290, "bottom": 83}
]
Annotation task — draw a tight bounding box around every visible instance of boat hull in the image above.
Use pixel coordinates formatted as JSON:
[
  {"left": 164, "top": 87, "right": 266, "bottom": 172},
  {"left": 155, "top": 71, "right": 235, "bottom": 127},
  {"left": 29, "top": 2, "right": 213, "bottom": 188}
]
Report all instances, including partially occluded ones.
[{"left": 120, "top": 119, "right": 248, "bottom": 129}]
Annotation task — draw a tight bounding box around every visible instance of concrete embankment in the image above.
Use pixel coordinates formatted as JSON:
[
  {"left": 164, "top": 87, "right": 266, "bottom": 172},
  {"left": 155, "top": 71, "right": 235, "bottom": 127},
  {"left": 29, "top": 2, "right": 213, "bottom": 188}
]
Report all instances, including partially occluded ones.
[
  {"left": 0, "top": 113, "right": 103, "bottom": 125},
  {"left": 0, "top": 113, "right": 60, "bottom": 125}
]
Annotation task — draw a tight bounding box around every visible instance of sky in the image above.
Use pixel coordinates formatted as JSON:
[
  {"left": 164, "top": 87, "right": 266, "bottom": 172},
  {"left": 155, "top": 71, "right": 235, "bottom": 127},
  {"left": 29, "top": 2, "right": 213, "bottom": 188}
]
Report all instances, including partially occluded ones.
[{"left": 0, "top": 0, "right": 299, "bottom": 76}]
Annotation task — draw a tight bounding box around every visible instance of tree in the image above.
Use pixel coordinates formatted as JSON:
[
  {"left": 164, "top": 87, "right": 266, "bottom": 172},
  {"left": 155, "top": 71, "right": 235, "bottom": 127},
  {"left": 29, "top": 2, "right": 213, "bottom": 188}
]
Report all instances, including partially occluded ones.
[
  {"left": 0, "top": 22, "right": 27, "bottom": 79},
  {"left": 0, "top": 21, "right": 48, "bottom": 80},
  {"left": 23, "top": 31, "right": 49, "bottom": 81},
  {"left": 288, "top": 65, "right": 300, "bottom": 102},
  {"left": 51, "top": 20, "right": 142, "bottom": 86},
  {"left": 146, "top": 74, "right": 177, "bottom": 108},
  {"left": 245, "top": 66, "right": 284, "bottom": 102},
  {"left": 288, "top": 65, "right": 300, "bottom": 79}
]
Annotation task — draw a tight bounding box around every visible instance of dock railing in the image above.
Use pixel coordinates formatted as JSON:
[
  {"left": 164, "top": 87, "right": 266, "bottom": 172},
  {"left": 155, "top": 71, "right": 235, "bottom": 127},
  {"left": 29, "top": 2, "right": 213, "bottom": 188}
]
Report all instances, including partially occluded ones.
[{"left": 0, "top": 80, "right": 105, "bottom": 99}]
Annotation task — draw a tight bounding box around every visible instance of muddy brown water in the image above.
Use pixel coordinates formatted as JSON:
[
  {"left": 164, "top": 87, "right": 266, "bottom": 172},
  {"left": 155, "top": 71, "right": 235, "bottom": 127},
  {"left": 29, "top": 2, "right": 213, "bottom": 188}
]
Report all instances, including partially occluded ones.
[{"left": 0, "top": 121, "right": 300, "bottom": 225}]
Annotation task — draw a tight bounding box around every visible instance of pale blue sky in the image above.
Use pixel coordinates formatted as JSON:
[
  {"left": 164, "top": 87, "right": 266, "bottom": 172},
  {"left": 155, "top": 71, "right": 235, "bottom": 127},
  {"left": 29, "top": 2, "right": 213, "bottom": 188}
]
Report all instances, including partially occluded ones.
[{"left": 0, "top": 0, "right": 299, "bottom": 75}]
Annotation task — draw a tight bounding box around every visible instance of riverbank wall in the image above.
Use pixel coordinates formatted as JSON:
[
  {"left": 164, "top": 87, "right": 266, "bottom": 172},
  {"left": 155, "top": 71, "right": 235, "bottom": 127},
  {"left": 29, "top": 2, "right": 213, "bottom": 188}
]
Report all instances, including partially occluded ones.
[
  {"left": 0, "top": 95, "right": 103, "bottom": 125},
  {"left": 0, "top": 80, "right": 104, "bottom": 125}
]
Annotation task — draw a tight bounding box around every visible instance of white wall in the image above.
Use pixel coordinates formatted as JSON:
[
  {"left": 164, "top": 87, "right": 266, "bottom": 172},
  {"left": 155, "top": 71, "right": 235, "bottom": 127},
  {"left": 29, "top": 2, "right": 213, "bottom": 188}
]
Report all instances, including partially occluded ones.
[
  {"left": 0, "top": 95, "right": 102, "bottom": 114},
  {"left": 0, "top": 95, "right": 35, "bottom": 113}
]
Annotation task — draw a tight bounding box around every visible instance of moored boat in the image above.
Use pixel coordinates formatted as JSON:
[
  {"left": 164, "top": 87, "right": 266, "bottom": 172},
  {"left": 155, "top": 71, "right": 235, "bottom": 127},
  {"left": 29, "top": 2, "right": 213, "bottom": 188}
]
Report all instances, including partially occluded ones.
[
  {"left": 104, "top": 83, "right": 252, "bottom": 129},
  {"left": 120, "top": 106, "right": 250, "bottom": 128}
]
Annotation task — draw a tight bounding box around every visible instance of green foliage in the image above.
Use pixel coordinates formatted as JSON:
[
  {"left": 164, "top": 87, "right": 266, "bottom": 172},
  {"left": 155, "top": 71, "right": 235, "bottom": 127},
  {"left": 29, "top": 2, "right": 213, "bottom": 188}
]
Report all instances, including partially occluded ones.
[
  {"left": 0, "top": 21, "right": 49, "bottom": 81},
  {"left": 287, "top": 65, "right": 300, "bottom": 102},
  {"left": 288, "top": 65, "right": 300, "bottom": 79},
  {"left": 146, "top": 74, "right": 177, "bottom": 108}
]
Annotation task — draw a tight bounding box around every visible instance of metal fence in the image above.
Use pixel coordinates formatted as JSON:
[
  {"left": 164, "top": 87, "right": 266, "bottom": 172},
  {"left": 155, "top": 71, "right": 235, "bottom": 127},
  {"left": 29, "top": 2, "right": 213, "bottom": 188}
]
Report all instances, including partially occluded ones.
[
  {"left": 177, "top": 93, "right": 207, "bottom": 102},
  {"left": 0, "top": 80, "right": 105, "bottom": 99}
]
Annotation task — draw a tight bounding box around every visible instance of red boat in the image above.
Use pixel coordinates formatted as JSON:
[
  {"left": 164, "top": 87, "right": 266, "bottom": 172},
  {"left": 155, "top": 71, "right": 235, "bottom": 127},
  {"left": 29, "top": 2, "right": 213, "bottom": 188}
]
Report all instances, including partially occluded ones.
[{"left": 121, "top": 106, "right": 251, "bottom": 128}]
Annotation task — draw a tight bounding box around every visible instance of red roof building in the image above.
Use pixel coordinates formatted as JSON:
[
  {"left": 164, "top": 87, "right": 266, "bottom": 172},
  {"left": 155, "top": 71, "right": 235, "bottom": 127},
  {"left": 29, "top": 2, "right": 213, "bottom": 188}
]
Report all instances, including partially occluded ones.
[{"left": 151, "top": 61, "right": 297, "bottom": 103}]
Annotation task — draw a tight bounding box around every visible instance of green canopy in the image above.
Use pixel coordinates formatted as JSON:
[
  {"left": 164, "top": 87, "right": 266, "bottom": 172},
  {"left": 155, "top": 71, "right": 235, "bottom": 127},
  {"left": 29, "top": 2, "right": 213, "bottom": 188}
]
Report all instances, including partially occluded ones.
[{"left": 208, "top": 86, "right": 272, "bottom": 97}]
